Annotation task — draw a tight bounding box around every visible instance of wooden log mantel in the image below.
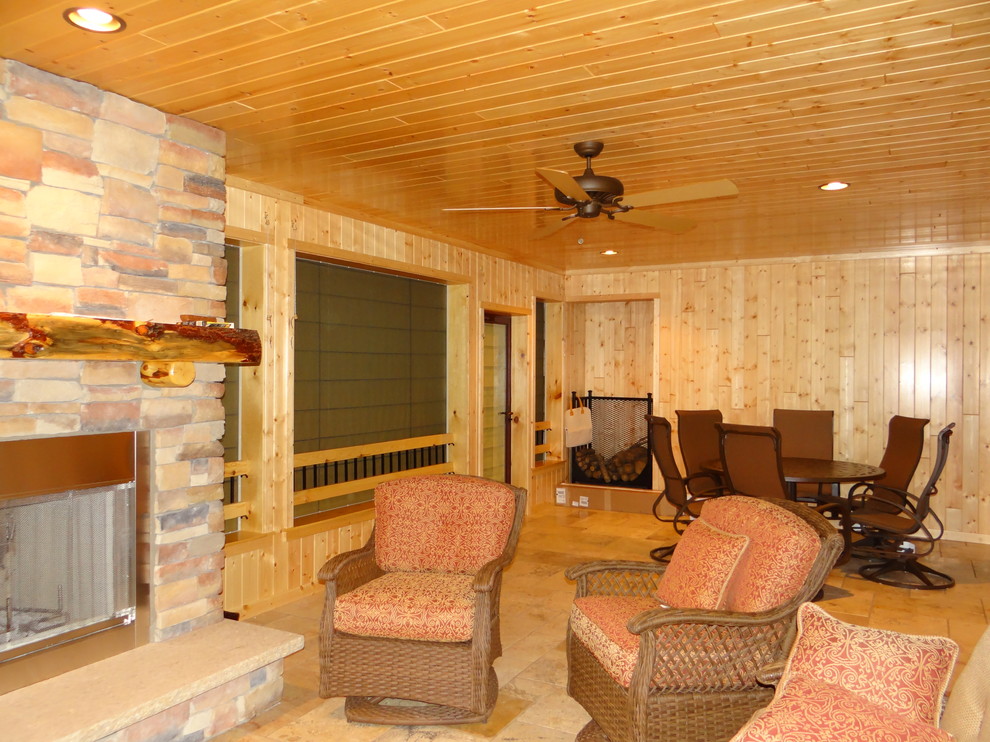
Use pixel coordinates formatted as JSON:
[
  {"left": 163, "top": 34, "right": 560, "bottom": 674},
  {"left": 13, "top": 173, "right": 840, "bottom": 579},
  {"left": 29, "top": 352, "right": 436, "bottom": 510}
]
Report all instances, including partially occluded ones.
[{"left": 0, "top": 313, "right": 261, "bottom": 387}]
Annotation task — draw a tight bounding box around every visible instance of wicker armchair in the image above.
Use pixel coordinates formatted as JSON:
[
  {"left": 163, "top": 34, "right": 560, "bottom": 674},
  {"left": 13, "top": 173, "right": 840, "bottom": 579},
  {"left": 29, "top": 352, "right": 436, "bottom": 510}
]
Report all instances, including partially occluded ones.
[
  {"left": 317, "top": 474, "right": 526, "bottom": 725},
  {"left": 565, "top": 496, "right": 842, "bottom": 742}
]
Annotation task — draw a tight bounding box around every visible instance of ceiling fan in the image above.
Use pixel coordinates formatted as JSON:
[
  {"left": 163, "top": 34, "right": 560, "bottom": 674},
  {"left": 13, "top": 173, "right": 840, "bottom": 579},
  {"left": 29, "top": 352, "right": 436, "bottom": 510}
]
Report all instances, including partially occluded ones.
[{"left": 444, "top": 141, "right": 738, "bottom": 238}]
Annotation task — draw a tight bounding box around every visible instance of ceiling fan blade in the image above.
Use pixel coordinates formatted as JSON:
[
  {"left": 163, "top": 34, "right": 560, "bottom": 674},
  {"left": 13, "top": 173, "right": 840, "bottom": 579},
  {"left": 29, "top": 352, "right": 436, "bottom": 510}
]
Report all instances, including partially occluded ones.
[
  {"left": 613, "top": 209, "right": 697, "bottom": 234},
  {"left": 443, "top": 206, "right": 564, "bottom": 211},
  {"left": 622, "top": 178, "right": 738, "bottom": 208},
  {"left": 533, "top": 215, "right": 577, "bottom": 239},
  {"left": 536, "top": 168, "right": 591, "bottom": 202}
]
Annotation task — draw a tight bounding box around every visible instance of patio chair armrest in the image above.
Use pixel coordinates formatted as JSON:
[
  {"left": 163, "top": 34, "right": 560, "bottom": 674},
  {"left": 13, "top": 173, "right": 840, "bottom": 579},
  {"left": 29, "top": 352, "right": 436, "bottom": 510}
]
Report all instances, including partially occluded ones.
[
  {"left": 317, "top": 544, "right": 382, "bottom": 594},
  {"left": 849, "top": 486, "right": 920, "bottom": 517},
  {"left": 565, "top": 559, "right": 667, "bottom": 598},
  {"left": 683, "top": 472, "right": 726, "bottom": 498},
  {"left": 846, "top": 480, "right": 875, "bottom": 500},
  {"left": 848, "top": 483, "right": 913, "bottom": 510}
]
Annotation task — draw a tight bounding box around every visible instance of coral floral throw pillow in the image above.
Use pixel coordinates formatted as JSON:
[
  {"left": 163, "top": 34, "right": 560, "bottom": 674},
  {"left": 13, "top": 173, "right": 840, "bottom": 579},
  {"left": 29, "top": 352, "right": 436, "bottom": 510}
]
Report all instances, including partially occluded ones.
[
  {"left": 730, "top": 673, "right": 953, "bottom": 742},
  {"left": 781, "top": 602, "right": 958, "bottom": 725},
  {"left": 730, "top": 603, "right": 958, "bottom": 742},
  {"left": 654, "top": 519, "right": 749, "bottom": 610}
]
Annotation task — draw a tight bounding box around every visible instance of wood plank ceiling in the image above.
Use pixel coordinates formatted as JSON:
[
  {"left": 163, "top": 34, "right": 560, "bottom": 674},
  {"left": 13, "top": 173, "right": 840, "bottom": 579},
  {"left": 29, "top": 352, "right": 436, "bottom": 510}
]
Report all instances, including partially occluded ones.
[{"left": 2, "top": 0, "right": 989, "bottom": 272}]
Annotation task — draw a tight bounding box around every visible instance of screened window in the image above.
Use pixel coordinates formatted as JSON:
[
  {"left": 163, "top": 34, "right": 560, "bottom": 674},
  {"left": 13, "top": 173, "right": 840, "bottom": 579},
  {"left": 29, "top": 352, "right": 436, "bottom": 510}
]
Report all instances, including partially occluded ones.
[{"left": 294, "top": 259, "right": 447, "bottom": 516}]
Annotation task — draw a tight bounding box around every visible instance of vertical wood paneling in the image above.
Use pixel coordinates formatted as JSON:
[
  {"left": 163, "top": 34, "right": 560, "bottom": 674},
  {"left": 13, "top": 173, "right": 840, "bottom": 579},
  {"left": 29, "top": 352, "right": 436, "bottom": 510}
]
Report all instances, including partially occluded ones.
[
  {"left": 566, "top": 251, "right": 990, "bottom": 543},
  {"left": 567, "top": 301, "right": 654, "bottom": 399},
  {"left": 979, "top": 257, "right": 990, "bottom": 535},
  {"left": 224, "top": 183, "right": 567, "bottom": 616}
]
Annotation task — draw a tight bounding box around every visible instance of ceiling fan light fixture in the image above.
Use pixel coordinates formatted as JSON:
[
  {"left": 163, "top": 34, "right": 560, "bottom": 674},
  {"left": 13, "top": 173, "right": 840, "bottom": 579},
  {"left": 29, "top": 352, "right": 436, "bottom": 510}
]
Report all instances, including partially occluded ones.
[
  {"left": 63, "top": 7, "right": 126, "bottom": 33},
  {"left": 601, "top": 249, "right": 618, "bottom": 256},
  {"left": 819, "top": 180, "right": 849, "bottom": 191}
]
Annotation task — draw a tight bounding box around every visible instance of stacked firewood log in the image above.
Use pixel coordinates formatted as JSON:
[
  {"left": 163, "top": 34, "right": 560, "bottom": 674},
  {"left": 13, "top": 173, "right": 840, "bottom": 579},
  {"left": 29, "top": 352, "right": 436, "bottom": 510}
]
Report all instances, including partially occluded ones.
[
  {"left": 574, "top": 447, "right": 616, "bottom": 482},
  {"left": 610, "top": 440, "right": 650, "bottom": 481},
  {"left": 575, "top": 439, "right": 649, "bottom": 483}
]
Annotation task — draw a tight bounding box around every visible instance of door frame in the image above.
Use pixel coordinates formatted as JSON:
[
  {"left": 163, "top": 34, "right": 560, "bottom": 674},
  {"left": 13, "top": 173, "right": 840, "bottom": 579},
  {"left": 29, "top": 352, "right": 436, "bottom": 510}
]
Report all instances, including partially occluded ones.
[
  {"left": 483, "top": 312, "right": 513, "bottom": 480},
  {"left": 479, "top": 305, "right": 531, "bottom": 489}
]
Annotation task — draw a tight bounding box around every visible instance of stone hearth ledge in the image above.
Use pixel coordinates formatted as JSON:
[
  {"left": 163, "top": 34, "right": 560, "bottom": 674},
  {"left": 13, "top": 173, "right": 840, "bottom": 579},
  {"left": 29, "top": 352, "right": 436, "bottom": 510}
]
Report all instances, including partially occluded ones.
[{"left": 0, "top": 620, "right": 304, "bottom": 742}]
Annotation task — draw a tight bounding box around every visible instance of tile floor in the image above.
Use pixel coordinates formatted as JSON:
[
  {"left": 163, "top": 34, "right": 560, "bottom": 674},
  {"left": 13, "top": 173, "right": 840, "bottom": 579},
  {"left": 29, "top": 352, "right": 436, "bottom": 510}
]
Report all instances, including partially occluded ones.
[{"left": 217, "top": 503, "right": 990, "bottom": 742}]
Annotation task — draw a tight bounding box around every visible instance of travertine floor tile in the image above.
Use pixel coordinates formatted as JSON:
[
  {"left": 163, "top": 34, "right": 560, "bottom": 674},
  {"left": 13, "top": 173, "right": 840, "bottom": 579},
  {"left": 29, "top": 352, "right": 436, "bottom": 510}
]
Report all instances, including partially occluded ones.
[{"left": 492, "top": 720, "right": 576, "bottom": 741}]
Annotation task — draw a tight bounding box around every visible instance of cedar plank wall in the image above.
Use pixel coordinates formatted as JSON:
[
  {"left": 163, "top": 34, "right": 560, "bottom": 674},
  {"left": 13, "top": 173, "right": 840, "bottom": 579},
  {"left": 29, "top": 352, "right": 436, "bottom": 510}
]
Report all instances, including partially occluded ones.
[
  {"left": 223, "top": 184, "right": 565, "bottom": 616},
  {"left": 566, "top": 255, "right": 990, "bottom": 544}
]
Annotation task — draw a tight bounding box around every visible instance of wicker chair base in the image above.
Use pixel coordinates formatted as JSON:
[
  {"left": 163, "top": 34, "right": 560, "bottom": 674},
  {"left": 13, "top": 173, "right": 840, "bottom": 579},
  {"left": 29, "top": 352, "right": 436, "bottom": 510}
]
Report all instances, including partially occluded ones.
[
  {"left": 576, "top": 719, "right": 611, "bottom": 741},
  {"left": 344, "top": 685, "right": 495, "bottom": 725},
  {"left": 568, "top": 630, "right": 774, "bottom": 742}
]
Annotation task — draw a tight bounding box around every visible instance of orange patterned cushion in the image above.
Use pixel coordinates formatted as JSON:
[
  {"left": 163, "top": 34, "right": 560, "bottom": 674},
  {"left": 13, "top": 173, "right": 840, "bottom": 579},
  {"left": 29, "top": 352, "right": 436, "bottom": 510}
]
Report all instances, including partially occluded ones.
[
  {"left": 333, "top": 571, "right": 476, "bottom": 641},
  {"left": 654, "top": 519, "right": 749, "bottom": 610},
  {"left": 729, "top": 673, "right": 953, "bottom": 742},
  {"left": 702, "top": 497, "right": 820, "bottom": 612},
  {"left": 374, "top": 474, "right": 516, "bottom": 574},
  {"left": 780, "top": 603, "right": 958, "bottom": 725},
  {"left": 570, "top": 596, "right": 660, "bottom": 686}
]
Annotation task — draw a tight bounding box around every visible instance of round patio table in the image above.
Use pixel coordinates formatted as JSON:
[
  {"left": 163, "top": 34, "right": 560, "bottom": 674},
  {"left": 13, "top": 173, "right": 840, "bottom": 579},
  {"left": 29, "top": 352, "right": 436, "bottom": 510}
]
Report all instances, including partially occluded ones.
[{"left": 779, "top": 457, "right": 884, "bottom": 499}]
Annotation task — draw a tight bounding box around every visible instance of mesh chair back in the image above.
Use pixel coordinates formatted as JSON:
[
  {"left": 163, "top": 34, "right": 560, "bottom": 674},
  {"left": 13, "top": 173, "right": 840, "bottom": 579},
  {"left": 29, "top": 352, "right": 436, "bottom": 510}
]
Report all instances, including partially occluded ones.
[
  {"left": 717, "top": 423, "right": 790, "bottom": 500},
  {"left": 676, "top": 409, "right": 723, "bottom": 494},
  {"left": 646, "top": 415, "right": 689, "bottom": 509},
  {"left": 773, "top": 409, "right": 834, "bottom": 501},
  {"left": 913, "top": 423, "right": 954, "bottom": 523},
  {"left": 773, "top": 409, "right": 834, "bottom": 459},
  {"left": 878, "top": 415, "right": 929, "bottom": 490}
]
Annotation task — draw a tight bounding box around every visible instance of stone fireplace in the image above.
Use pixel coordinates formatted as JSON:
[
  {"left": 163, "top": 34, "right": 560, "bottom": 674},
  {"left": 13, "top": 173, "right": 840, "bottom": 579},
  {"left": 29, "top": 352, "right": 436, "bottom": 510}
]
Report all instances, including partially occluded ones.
[
  {"left": 0, "top": 58, "right": 300, "bottom": 739},
  {"left": 0, "top": 51, "right": 227, "bottom": 643}
]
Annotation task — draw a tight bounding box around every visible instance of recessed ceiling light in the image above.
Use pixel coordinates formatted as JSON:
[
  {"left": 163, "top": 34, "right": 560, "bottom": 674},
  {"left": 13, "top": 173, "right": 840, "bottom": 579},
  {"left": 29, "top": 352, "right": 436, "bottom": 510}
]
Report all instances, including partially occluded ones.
[
  {"left": 63, "top": 7, "right": 126, "bottom": 33},
  {"left": 601, "top": 249, "right": 618, "bottom": 256},
  {"left": 819, "top": 181, "right": 849, "bottom": 191}
]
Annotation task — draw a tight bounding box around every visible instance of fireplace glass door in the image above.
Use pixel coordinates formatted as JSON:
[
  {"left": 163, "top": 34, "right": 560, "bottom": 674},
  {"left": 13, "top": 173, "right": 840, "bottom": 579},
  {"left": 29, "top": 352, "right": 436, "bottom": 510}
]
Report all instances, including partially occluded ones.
[
  {"left": 0, "top": 481, "right": 136, "bottom": 659},
  {"left": 0, "top": 431, "right": 148, "bottom": 694}
]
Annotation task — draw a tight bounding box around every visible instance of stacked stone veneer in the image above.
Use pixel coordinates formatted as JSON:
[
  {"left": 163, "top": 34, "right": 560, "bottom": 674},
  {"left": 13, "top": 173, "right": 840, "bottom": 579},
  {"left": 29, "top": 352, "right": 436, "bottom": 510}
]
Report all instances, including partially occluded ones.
[{"left": 0, "top": 56, "right": 229, "bottom": 642}]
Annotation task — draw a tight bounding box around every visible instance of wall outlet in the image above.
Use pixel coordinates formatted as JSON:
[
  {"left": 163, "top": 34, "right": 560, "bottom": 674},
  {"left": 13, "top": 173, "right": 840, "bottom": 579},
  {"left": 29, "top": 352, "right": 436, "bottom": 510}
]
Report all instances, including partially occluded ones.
[
  {"left": 579, "top": 495, "right": 589, "bottom": 507},
  {"left": 555, "top": 487, "right": 566, "bottom": 505}
]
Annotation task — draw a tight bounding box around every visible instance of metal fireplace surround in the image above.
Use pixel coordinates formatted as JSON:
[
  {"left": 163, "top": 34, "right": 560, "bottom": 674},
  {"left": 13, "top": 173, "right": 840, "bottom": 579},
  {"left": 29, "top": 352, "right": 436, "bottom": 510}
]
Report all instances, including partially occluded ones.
[{"left": 0, "top": 431, "right": 150, "bottom": 694}]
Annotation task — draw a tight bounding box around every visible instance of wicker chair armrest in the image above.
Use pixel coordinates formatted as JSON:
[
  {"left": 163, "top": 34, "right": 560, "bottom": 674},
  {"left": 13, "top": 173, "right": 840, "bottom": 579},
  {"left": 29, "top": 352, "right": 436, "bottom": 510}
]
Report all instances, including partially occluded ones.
[
  {"left": 625, "top": 602, "right": 794, "bottom": 635},
  {"left": 627, "top": 604, "right": 802, "bottom": 692},
  {"left": 756, "top": 660, "right": 787, "bottom": 687},
  {"left": 472, "top": 557, "right": 509, "bottom": 592},
  {"left": 565, "top": 560, "right": 667, "bottom": 598},
  {"left": 317, "top": 545, "right": 382, "bottom": 594}
]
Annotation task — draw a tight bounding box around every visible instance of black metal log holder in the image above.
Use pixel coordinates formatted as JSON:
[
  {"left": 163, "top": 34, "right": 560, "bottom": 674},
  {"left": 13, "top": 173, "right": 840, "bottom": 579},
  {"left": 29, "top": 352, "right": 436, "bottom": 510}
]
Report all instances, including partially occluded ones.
[{"left": 569, "top": 391, "right": 653, "bottom": 490}]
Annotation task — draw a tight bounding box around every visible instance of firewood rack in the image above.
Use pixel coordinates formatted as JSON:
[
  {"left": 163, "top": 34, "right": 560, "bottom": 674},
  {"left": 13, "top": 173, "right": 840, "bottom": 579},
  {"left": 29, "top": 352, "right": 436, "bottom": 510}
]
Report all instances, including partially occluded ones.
[{"left": 569, "top": 391, "right": 653, "bottom": 490}]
